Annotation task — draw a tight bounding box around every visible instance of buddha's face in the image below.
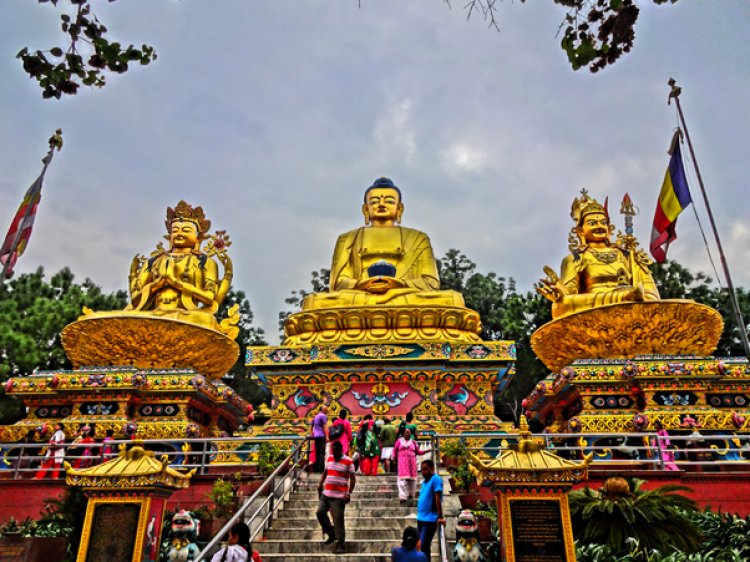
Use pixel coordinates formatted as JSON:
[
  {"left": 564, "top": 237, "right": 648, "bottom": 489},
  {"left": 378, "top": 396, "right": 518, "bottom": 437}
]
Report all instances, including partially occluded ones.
[
  {"left": 363, "top": 187, "right": 403, "bottom": 225},
  {"left": 170, "top": 220, "right": 199, "bottom": 250},
  {"left": 578, "top": 212, "right": 611, "bottom": 245}
]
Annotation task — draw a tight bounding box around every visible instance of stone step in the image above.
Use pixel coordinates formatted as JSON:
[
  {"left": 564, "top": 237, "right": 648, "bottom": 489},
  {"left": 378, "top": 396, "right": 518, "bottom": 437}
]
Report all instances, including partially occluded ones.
[
  {"left": 255, "top": 554, "right": 442, "bottom": 562},
  {"left": 286, "top": 498, "right": 413, "bottom": 508},
  {"left": 275, "top": 506, "right": 418, "bottom": 518},
  {"left": 265, "top": 527, "right": 403, "bottom": 540},
  {"left": 269, "top": 517, "right": 413, "bottom": 530},
  {"left": 256, "top": 538, "right": 434, "bottom": 555},
  {"left": 294, "top": 486, "right": 406, "bottom": 500}
]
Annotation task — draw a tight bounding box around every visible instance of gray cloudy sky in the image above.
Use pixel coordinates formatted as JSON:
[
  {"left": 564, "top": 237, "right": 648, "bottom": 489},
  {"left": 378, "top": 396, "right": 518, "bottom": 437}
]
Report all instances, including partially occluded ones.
[{"left": 1, "top": 1, "right": 749, "bottom": 343}]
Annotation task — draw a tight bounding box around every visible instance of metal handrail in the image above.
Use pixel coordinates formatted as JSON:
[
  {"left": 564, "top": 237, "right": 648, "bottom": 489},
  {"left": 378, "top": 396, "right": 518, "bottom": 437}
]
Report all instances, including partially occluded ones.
[
  {"left": 0, "top": 435, "right": 304, "bottom": 478},
  {"left": 194, "top": 437, "right": 309, "bottom": 562}
]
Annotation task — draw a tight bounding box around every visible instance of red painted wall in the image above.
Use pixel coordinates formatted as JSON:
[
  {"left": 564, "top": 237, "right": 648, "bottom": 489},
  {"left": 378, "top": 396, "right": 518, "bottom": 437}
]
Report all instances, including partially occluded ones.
[{"left": 0, "top": 475, "right": 263, "bottom": 522}]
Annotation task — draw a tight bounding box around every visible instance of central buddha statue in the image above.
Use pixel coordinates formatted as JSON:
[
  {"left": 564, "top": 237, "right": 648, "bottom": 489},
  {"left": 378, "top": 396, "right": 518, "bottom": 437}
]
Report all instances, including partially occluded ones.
[
  {"left": 303, "top": 177, "right": 465, "bottom": 309},
  {"left": 536, "top": 190, "right": 660, "bottom": 319},
  {"left": 285, "top": 177, "right": 481, "bottom": 344}
]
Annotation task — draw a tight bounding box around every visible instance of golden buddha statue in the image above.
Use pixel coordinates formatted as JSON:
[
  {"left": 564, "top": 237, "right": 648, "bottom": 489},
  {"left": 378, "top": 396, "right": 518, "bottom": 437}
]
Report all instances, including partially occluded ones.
[
  {"left": 284, "top": 178, "right": 481, "bottom": 344},
  {"left": 536, "top": 190, "right": 660, "bottom": 320},
  {"left": 303, "top": 177, "right": 464, "bottom": 309},
  {"left": 124, "top": 200, "right": 237, "bottom": 334}
]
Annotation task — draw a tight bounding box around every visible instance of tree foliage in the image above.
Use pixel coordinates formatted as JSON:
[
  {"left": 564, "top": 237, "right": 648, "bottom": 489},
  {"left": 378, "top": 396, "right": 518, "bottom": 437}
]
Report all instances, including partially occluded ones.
[
  {"left": 0, "top": 267, "right": 127, "bottom": 423},
  {"left": 0, "top": 266, "right": 127, "bottom": 379},
  {"left": 19, "top": 0, "right": 156, "bottom": 99},
  {"left": 438, "top": 249, "right": 550, "bottom": 414},
  {"left": 458, "top": 0, "right": 680, "bottom": 73},
  {"left": 18, "top": 1, "right": 683, "bottom": 100}
]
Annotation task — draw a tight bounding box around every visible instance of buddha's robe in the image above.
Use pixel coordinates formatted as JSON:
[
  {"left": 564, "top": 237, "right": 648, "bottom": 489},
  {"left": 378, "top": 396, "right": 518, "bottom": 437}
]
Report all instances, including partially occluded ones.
[
  {"left": 552, "top": 246, "right": 660, "bottom": 319},
  {"left": 303, "top": 226, "right": 465, "bottom": 308}
]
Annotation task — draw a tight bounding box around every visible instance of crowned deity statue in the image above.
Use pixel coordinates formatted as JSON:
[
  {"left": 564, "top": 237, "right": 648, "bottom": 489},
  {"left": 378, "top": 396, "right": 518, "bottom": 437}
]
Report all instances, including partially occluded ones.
[
  {"left": 123, "top": 200, "right": 238, "bottom": 336},
  {"left": 536, "top": 190, "right": 660, "bottom": 320},
  {"left": 302, "top": 177, "right": 465, "bottom": 309}
]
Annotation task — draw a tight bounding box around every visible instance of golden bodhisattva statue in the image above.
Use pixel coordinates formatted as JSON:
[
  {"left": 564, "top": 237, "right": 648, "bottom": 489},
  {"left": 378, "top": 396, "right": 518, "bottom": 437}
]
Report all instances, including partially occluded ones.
[
  {"left": 530, "top": 189, "right": 723, "bottom": 371},
  {"left": 60, "top": 201, "right": 240, "bottom": 378},
  {"left": 303, "top": 177, "right": 464, "bottom": 309},
  {"left": 536, "top": 190, "right": 660, "bottom": 319},
  {"left": 125, "top": 200, "right": 237, "bottom": 334},
  {"left": 284, "top": 177, "right": 481, "bottom": 344}
]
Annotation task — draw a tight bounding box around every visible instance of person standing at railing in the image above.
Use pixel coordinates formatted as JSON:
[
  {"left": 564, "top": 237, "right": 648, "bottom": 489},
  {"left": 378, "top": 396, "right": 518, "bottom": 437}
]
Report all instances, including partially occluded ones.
[
  {"left": 392, "top": 428, "right": 428, "bottom": 504},
  {"left": 100, "top": 429, "right": 115, "bottom": 461},
  {"left": 652, "top": 421, "right": 679, "bottom": 471},
  {"left": 416, "top": 459, "right": 444, "bottom": 562},
  {"left": 311, "top": 405, "right": 329, "bottom": 473},
  {"left": 317, "top": 440, "right": 356, "bottom": 555},
  {"left": 34, "top": 422, "right": 66, "bottom": 479}
]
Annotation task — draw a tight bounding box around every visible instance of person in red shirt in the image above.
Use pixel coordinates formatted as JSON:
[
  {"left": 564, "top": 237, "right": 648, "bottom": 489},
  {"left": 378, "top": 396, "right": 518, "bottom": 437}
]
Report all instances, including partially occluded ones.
[{"left": 317, "top": 440, "right": 356, "bottom": 554}]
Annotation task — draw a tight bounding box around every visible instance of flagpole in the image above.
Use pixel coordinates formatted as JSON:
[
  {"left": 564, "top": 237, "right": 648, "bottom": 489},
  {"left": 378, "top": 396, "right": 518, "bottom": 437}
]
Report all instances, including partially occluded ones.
[
  {"left": 1, "top": 130, "right": 62, "bottom": 281},
  {"left": 668, "top": 79, "right": 750, "bottom": 359}
]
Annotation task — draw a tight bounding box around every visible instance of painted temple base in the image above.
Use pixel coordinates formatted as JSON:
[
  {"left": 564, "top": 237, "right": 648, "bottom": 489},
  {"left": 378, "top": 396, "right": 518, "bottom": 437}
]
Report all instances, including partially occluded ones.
[
  {"left": 530, "top": 300, "right": 724, "bottom": 372},
  {"left": 61, "top": 314, "right": 239, "bottom": 380},
  {"left": 1, "top": 367, "right": 252, "bottom": 442},
  {"left": 283, "top": 305, "right": 483, "bottom": 346},
  {"left": 245, "top": 340, "right": 516, "bottom": 435},
  {"left": 525, "top": 355, "right": 750, "bottom": 443}
]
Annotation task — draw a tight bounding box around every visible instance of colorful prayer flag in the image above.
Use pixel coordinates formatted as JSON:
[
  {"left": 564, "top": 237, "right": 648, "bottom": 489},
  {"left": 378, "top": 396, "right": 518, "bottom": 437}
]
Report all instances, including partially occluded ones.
[
  {"left": 0, "top": 162, "right": 48, "bottom": 277},
  {"left": 650, "top": 133, "right": 692, "bottom": 263}
]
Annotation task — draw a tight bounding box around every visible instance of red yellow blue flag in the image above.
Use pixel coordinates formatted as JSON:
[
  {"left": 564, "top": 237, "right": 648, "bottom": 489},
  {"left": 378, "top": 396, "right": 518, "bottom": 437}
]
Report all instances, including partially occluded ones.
[
  {"left": 0, "top": 131, "right": 62, "bottom": 278},
  {"left": 650, "top": 132, "right": 692, "bottom": 263}
]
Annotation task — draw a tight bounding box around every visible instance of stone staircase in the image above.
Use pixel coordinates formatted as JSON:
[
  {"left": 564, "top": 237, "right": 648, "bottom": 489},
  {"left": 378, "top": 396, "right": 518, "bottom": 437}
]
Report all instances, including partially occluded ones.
[{"left": 253, "top": 472, "right": 449, "bottom": 561}]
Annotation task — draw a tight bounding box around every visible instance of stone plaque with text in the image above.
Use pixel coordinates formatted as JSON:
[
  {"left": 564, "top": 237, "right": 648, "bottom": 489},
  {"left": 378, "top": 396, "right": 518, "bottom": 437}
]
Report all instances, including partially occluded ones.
[
  {"left": 0, "top": 540, "right": 31, "bottom": 562},
  {"left": 509, "top": 498, "right": 568, "bottom": 562}
]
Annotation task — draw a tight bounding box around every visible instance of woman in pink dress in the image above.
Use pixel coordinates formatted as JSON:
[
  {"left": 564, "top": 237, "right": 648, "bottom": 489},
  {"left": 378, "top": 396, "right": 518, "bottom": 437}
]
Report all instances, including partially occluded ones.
[
  {"left": 391, "top": 428, "right": 428, "bottom": 502},
  {"left": 653, "top": 420, "right": 679, "bottom": 471}
]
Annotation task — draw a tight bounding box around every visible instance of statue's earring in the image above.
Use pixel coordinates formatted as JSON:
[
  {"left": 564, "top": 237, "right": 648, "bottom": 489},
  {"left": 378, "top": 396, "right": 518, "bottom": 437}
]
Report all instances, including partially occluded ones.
[{"left": 362, "top": 204, "right": 371, "bottom": 225}]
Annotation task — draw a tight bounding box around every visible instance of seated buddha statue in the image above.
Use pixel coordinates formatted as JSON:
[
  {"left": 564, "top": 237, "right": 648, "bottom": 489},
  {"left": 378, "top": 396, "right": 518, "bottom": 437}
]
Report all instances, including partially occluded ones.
[
  {"left": 124, "top": 200, "right": 237, "bottom": 334},
  {"left": 302, "top": 177, "right": 465, "bottom": 309},
  {"left": 536, "top": 190, "right": 660, "bottom": 320}
]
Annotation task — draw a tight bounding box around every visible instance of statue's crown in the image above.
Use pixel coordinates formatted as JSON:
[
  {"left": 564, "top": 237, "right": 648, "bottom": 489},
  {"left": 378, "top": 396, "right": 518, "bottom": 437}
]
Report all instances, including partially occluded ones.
[
  {"left": 570, "top": 189, "right": 608, "bottom": 225},
  {"left": 165, "top": 201, "right": 211, "bottom": 234}
]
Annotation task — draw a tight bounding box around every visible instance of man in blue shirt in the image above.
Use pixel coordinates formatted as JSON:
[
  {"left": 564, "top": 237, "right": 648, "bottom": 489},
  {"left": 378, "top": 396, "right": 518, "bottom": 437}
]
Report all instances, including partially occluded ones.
[{"left": 416, "top": 459, "right": 445, "bottom": 561}]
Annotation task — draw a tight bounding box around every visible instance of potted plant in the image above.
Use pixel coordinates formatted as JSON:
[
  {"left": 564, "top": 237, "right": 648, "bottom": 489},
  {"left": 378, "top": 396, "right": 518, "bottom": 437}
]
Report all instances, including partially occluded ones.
[
  {"left": 450, "top": 459, "right": 478, "bottom": 509},
  {"left": 0, "top": 516, "right": 24, "bottom": 537},
  {"left": 440, "top": 438, "right": 469, "bottom": 469},
  {"left": 209, "top": 477, "right": 237, "bottom": 520},
  {"left": 257, "top": 442, "right": 288, "bottom": 477}
]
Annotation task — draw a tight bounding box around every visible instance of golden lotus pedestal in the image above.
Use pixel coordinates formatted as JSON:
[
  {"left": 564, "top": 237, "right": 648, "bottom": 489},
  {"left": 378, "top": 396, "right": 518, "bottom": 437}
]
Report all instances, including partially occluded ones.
[
  {"left": 245, "top": 339, "right": 517, "bottom": 436},
  {"left": 530, "top": 300, "right": 724, "bottom": 372},
  {"left": 61, "top": 314, "right": 239, "bottom": 380},
  {"left": 524, "top": 301, "right": 750, "bottom": 454},
  {"left": 1, "top": 315, "right": 250, "bottom": 444},
  {"left": 283, "top": 305, "right": 483, "bottom": 346}
]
